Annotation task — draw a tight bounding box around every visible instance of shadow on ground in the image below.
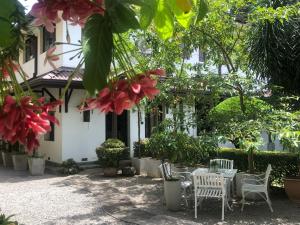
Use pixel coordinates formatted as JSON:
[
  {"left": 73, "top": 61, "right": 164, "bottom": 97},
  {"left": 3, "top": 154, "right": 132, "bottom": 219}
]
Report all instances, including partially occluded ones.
[{"left": 51, "top": 168, "right": 300, "bottom": 225}]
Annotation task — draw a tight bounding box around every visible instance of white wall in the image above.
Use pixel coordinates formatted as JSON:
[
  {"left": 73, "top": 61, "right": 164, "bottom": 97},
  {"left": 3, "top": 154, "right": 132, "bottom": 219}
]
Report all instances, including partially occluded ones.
[
  {"left": 38, "top": 88, "right": 63, "bottom": 163},
  {"left": 61, "top": 89, "right": 105, "bottom": 162},
  {"left": 129, "top": 108, "right": 146, "bottom": 157}
]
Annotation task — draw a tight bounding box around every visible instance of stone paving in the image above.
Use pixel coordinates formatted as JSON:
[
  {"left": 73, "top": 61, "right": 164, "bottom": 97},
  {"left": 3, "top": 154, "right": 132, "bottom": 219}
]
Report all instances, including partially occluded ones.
[{"left": 0, "top": 167, "right": 300, "bottom": 225}]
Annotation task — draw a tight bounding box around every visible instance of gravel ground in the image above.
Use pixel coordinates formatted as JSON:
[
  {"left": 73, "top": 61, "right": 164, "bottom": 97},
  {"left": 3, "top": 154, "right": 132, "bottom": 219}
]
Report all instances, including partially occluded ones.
[{"left": 0, "top": 166, "right": 300, "bottom": 225}]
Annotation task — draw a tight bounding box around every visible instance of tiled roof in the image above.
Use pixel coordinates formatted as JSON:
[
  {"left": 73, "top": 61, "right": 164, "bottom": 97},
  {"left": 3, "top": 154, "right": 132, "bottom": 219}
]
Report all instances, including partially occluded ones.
[
  {"left": 39, "top": 67, "right": 83, "bottom": 81},
  {"left": 25, "top": 67, "right": 84, "bottom": 89}
]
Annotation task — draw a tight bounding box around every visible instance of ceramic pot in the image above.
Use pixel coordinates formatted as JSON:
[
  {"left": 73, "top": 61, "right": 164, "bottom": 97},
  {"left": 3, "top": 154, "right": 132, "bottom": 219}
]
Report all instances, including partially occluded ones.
[
  {"left": 103, "top": 167, "right": 118, "bottom": 177},
  {"left": 164, "top": 179, "right": 181, "bottom": 211},
  {"left": 28, "top": 157, "right": 45, "bottom": 175},
  {"left": 12, "top": 154, "right": 28, "bottom": 171},
  {"left": 284, "top": 177, "right": 300, "bottom": 203},
  {"left": 2, "top": 152, "right": 13, "bottom": 168}
]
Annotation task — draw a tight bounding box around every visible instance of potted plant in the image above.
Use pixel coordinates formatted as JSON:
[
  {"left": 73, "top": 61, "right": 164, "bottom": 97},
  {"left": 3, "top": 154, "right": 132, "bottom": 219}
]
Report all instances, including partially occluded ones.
[
  {"left": 96, "top": 139, "right": 127, "bottom": 177},
  {"left": 132, "top": 139, "right": 152, "bottom": 175},
  {"left": 2, "top": 143, "right": 14, "bottom": 168},
  {"left": 12, "top": 144, "right": 28, "bottom": 171},
  {"left": 28, "top": 150, "right": 45, "bottom": 175},
  {"left": 161, "top": 160, "right": 181, "bottom": 211}
]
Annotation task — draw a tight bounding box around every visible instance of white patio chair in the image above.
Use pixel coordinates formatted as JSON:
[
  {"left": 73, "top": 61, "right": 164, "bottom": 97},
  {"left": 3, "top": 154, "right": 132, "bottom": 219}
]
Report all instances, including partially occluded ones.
[
  {"left": 193, "top": 172, "right": 229, "bottom": 221},
  {"left": 241, "top": 164, "right": 273, "bottom": 212},
  {"left": 210, "top": 159, "right": 234, "bottom": 170},
  {"left": 159, "top": 162, "right": 192, "bottom": 207}
]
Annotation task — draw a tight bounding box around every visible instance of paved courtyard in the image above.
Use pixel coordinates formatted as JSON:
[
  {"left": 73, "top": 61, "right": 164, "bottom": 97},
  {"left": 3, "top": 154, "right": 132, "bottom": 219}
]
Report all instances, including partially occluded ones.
[{"left": 0, "top": 167, "right": 300, "bottom": 225}]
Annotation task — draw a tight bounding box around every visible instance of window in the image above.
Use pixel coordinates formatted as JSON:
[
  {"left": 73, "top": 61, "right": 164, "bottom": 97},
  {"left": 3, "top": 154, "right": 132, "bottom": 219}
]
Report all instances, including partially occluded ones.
[
  {"left": 83, "top": 110, "right": 90, "bottom": 122},
  {"left": 44, "top": 111, "right": 55, "bottom": 141},
  {"left": 42, "top": 27, "right": 56, "bottom": 52},
  {"left": 24, "top": 36, "right": 37, "bottom": 62}
]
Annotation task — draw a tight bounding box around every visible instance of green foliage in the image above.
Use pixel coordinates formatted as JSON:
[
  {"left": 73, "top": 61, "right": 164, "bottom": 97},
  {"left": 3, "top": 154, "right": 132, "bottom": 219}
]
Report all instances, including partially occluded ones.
[
  {"left": 96, "top": 139, "right": 128, "bottom": 167},
  {"left": 218, "top": 148, "right": 299, "bottom": 186},
  {"left": 210, "top": 96, "right": 272, "bottom": 123},
  {"left": 145, "top": 130, "right": 219, "bottom": 165},
  {"left": 0, "top": 214, "right": 18, "bottom": 225},
  {"left": 82, "top": 14, "right": 113, "bottom": 94},
  {"left": 61, "top": 158, "right": 81, "bottom": 175},
  {"left": 133, "top": 139, "right": 151, "bottom": 158},
  {"left": 248, "top": 0, "right": 300, "bottom": 94},
  {"left": 0, "top": 0, "right": 27, "bottom": 61}
]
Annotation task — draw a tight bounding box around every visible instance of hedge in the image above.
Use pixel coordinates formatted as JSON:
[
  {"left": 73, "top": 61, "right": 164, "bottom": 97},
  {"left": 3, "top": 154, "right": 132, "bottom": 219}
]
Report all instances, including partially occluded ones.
[{"left": 217, "top": 148, "right": 299, "bottom": 186}]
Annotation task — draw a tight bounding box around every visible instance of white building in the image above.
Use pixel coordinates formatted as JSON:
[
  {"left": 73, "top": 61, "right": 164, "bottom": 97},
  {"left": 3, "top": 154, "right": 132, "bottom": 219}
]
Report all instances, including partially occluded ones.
[{"left": 18, "top": 19, "right": 198, "bottom": 164}]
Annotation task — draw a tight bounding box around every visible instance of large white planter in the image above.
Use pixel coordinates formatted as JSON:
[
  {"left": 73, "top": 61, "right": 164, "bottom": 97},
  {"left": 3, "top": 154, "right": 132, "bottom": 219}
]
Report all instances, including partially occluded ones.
[
  {"left": 236, "top": 172, "right": 260, "bottom": 200},
  {"left": 132, "top": 157, "right": 150, "bottom": 175},
  {"left": 2, "top": 152, "right": 13, "bottom": 168},
  {"left": 146, "top": 158, "right": 162, "bottom": 178},
  {"left": 28, "top": 157, "right": 45, "bottom": 176},
  {"left": 12, "top": 154, "right": 28, "bottom": 171},
  {"left": 164, "top": 180, "right": 181, "bottom": 211}
]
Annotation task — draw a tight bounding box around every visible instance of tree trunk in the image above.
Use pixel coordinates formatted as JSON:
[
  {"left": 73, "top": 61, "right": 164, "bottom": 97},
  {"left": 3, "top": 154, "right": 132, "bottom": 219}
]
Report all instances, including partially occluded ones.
[{"left": 248, "top": 148, "right": 254, "bottom": 174}]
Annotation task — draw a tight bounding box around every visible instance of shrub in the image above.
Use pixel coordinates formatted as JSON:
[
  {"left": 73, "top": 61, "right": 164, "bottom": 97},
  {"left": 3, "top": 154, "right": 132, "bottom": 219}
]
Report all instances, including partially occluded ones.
[
  {"left": 96, "top": 139, "right": 128, "bottom": 168},
  {"left": 133, "top": 139, "right": 151, "bottom": 158},
  {"left": 145, "top": 131, "right": 219, "bottom": 166},
  {"left": 0, "top": 214, "right": 18, "bottom": 225},
  {"left": 61, "top": 158, "right": 81, "bottom": 175},
  {"left": 217, "top": 148, "right": 299, "bottom": 186}
]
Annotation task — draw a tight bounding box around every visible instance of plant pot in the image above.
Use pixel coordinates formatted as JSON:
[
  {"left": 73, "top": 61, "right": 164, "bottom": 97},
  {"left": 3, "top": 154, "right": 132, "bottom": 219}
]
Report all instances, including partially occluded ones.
[
  {"left": 284, "top": 177, "right": 300, "bottom": 203},
  {"left": 147, "top": 158, "right": 162, "bottom": 178},
  {"left": 28, "top": 157, "right": 45, "bottom": 175},
  {"left": 103, "top": 167, "right": 118, "bottom": 177},
  {"left": 132, "top": 157, "right": 149, "bottom": 175},
  {"left": 2, "top": 152, "right": 13, "bottom": 168},
  {"left": 164, "top": 179, "right": 181, "bottom": 211},
  {"left": 236, "top": 172, "right": 261, "bottom": 200},
  {"left": 12, "top": 154, "right": 28, "bottom": 171}
]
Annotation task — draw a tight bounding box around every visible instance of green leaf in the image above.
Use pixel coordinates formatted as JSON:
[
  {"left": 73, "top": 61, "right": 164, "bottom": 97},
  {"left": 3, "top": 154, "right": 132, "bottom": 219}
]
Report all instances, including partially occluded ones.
[
  {"left": 0, "top": 0, "right": 17, "bottom": 49},
  {"left": 154, "top": 0, "right": 174, "bottom": 40},
  {"left": 196, "top": 0, "right": 208, "bottom": 23},
  {"left": 0, "top": 19, "right": 14, "bottom": 49},
  {"left": 169, "top": 0, "right": 194, "bottom": 28},
  {"left": 83, "top": 14, "right": 113, "bottom": 94},
  {"left": 140, "top": 0, "right": 157, "bottom": 29},
  {"left": 106, "top": 0, "right": 140, "bottom": 33}
]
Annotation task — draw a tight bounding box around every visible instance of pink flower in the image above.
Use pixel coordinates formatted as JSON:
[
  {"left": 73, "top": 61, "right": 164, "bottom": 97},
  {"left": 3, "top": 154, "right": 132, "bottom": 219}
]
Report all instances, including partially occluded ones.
[{"left": 44, "top": 46, "right": 59, "bottom": 69}]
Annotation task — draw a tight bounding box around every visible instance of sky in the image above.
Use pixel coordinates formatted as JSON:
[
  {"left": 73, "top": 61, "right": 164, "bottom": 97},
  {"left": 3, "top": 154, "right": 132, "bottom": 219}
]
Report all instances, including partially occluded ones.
[{"left": 19, "top": 0, "right": 37, "bottom": 13}]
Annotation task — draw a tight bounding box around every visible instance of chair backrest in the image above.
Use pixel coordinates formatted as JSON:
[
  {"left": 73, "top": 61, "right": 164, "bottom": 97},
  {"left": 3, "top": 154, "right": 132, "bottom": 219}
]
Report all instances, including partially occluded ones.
[
  {"left": 159, "top": 162, "right": 171, "bottom": 180},
  {"left": 193, "top": 172, "right": 225, "bottom": 197},
  {"left": 264, "top": 164, "right": 272, "bottom": 188},
  {"left": 210, "top": 159, "right": 234, "bottom": 170}
]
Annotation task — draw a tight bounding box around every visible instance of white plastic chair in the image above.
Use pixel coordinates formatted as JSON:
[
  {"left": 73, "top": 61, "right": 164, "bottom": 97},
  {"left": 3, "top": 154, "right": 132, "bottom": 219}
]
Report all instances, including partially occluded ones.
[
  {"left": 159, "top": 162, "right": 192, "bottom": 207},
  {"left": 241, "top": 164, "right": 273, "bottom": 212},
  {"left": 193, "top": 172, "right": 229, "bottom": 221},
  {"left": 210, "top": 159, "right": 234, "bottom": 170}
]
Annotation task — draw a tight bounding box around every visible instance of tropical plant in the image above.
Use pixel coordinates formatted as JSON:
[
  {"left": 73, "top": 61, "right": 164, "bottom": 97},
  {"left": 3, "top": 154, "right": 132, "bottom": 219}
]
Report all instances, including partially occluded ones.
[
  {"left": 248, "top": 0, "right": 300, "bottom": 94},
  {"left": 0, "top": 214, "right": 18, "bottom": 225}
]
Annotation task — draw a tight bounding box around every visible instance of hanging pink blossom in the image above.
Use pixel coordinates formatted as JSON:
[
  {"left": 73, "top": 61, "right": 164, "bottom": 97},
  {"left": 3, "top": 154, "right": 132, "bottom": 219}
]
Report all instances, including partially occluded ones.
[
  {"left": 0, "top": 95, "right": 62, "bottom": 152},
  {"left": 84, "top": 69, "right": 165, "bottom": 115},
  {"left": 30, "top": 0, "right": 105, "bottom": 32}
]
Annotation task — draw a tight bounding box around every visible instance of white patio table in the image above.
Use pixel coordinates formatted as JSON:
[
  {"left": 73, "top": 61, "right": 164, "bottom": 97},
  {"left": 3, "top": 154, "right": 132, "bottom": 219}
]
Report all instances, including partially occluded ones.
[{"left": 191, "top": 168, "right": 238, "bottom": 200}]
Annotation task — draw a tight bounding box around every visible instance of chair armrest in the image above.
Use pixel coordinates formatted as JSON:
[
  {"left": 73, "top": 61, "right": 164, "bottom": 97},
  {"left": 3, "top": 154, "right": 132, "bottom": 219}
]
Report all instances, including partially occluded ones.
[
  {"left": 242, "top": 178, "right": 264, "bottom": 185},
  {"left": 243, "top": 173, "right": 265, "bottom": 178},
  {"left": 173, "top": 172, "right": 191, "bottom": 181}
]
